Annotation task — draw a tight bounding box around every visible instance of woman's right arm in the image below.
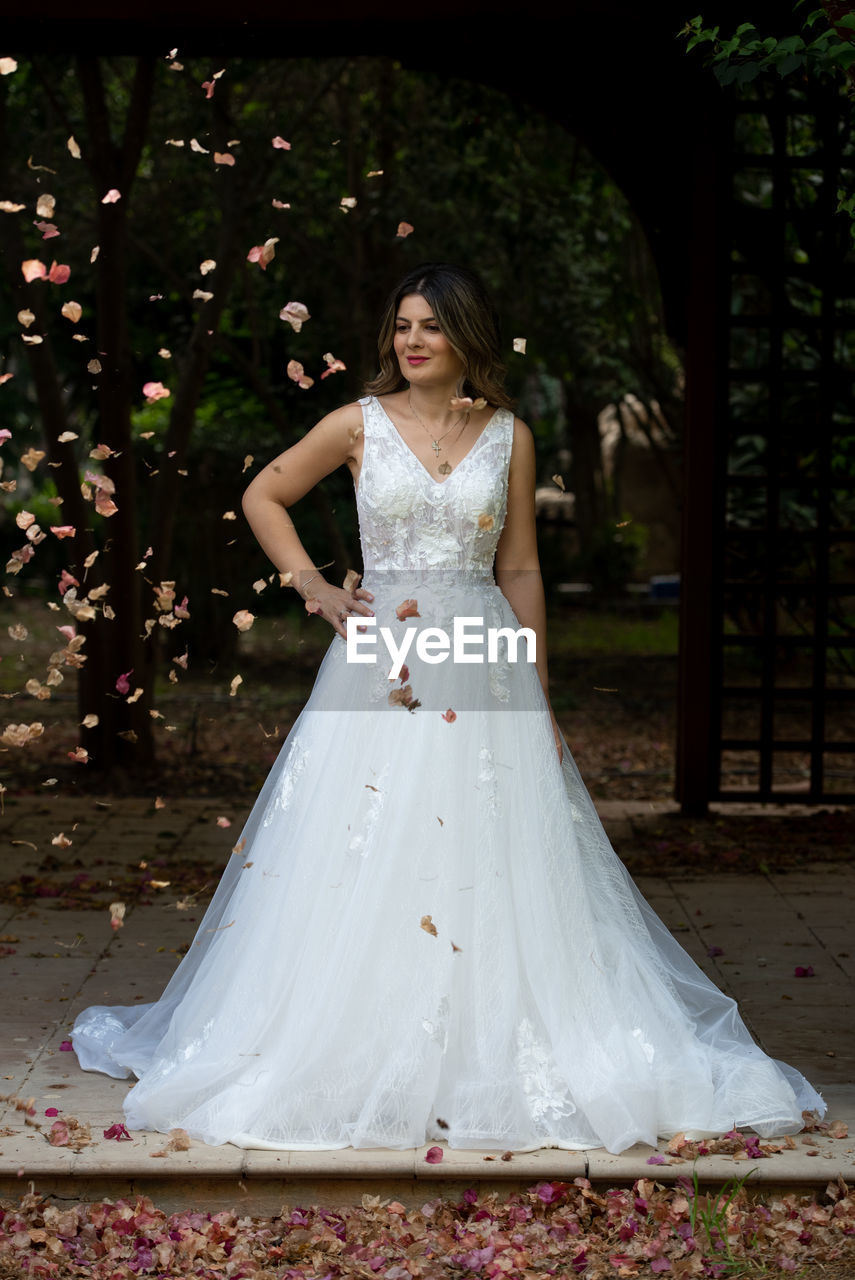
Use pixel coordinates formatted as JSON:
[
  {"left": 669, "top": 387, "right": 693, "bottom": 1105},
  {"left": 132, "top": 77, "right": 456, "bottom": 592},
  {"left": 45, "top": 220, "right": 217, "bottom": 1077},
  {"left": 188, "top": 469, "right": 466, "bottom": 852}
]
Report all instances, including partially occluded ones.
[{"left": 241, "top": 402, "right": 374, "bottom": 637}]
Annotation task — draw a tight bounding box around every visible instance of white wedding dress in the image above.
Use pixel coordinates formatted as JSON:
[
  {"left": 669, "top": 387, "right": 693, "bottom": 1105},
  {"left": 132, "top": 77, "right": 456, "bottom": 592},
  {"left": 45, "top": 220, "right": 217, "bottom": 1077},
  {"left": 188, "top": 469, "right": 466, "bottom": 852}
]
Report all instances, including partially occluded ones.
[{"left": 72, "top": 395, "right": 825, "bottom": 1154}]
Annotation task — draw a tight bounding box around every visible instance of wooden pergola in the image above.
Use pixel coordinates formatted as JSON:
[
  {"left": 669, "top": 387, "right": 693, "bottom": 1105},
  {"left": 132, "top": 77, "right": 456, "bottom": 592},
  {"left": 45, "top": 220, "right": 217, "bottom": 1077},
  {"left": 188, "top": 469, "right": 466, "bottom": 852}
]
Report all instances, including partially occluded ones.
[{"left": 5, "top": 0, "right": 853, "bottom": 811}]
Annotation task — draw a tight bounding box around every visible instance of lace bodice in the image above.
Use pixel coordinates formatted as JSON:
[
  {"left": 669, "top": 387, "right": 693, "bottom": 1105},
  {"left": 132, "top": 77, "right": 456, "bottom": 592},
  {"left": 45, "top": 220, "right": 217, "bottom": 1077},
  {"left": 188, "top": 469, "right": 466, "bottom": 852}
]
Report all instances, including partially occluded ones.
[{"left": 355, "top": 396, "right": 515, "bottom": 574}]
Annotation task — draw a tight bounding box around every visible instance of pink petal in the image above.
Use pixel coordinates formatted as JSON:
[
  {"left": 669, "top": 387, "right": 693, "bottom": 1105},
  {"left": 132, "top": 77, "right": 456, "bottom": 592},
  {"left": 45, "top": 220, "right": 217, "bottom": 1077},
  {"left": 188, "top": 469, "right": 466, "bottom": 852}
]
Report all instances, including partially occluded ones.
[
  {"left": 646, "top": 1154, "right": 667, "bottom": 1165},
  {"left": 101, "top": 188, "right": 121, "bottom": 204},
  {"left": 115, "top": 670, "right": 132, "bottom": 695},
  {"left": 21, "top": 258, "right": 47, "bottom": 282},
  {"left": 286, "top": 359, "right": 314, "bottom": 390},
  {"left": 47, "top": 261, "right": 70, "bottom": 283},
  {"left": 0, "top": 427, "right": 12, "bottom": 440},
  {"left": 396, "top": 221, "right": 414, "bottom": 238},
  {"left": 50, "top": 525, "right": 76, "bottom": 539},
  {"left": 142, "top": 380, "right": 170, "bottom": 403},
  {"left": 44, "top": 1107, "right": 59, "bottom": 1116},
  {"left": 58, "top": 1040, "right": 73, "bottom": 1051},
  {"left": 49, "top": 1120, "right": 70, "bottom": 1146},
  {"left": 272, "top": 136, "right": 292, "bottom": 150},
  {"left": 279, "top": 301, "right": 310, "bottom": 332},
  {"left": 794, "top": 965, "right": 815, "bottom": 978},
  {"left": 103, "top": 1122, "right": 132, "bottom": 1140},
  {"left": 424, "top": 1146, "right": 443, "bottom": 1163}
]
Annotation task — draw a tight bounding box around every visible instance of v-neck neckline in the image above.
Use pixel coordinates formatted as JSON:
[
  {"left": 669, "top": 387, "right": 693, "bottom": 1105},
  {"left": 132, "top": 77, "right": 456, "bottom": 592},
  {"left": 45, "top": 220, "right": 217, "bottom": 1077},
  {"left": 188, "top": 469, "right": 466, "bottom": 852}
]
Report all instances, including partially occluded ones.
[{"left": 373, "top": 396, "right": 500, "bottom": 487}]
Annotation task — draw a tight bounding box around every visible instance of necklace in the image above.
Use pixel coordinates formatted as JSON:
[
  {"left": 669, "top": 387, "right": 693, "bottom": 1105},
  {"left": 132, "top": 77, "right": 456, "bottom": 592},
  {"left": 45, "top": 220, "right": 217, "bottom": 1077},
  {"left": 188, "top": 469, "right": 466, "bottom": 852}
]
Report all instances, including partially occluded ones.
[{"left": 407, "top": 392, "right": 469, "bottom": 460}]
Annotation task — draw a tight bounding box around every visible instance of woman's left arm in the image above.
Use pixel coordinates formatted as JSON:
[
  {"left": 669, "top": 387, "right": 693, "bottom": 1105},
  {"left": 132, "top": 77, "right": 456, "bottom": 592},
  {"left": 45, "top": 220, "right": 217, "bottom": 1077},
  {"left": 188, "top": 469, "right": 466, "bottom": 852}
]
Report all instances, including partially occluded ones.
[{"left": 494, "top": 418, "right": 564, "bottom": 762}]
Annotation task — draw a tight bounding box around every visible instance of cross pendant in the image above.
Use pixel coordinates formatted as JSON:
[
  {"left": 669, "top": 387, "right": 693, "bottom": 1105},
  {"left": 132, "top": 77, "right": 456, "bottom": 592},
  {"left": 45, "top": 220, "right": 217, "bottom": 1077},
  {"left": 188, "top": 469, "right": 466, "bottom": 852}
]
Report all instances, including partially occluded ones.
[{"left": 431, "top": 440, "right": 441, "bottom": 457}]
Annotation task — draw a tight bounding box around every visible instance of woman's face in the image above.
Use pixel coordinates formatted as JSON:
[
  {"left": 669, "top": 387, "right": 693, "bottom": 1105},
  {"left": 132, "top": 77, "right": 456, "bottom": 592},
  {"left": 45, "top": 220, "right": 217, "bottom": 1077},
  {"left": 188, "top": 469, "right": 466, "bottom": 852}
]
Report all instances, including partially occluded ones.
[{"left": 393, "top": 293, "right": 464, "bottom": 389}]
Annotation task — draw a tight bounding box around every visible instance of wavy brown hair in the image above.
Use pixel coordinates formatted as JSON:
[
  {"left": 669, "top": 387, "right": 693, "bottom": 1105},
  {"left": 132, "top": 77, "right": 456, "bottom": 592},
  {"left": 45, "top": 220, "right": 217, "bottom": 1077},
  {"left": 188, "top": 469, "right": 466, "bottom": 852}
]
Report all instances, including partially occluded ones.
[{"left": 363, "top": 263, "right": 515, "bottom": 411}]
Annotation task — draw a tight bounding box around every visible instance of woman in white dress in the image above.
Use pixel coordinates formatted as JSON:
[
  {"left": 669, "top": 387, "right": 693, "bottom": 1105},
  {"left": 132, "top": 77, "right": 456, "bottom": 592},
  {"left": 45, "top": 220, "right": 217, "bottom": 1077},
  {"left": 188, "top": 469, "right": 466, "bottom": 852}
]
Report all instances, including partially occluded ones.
[{"left": 71, "top": 263, "right": 825, "bottom": 1154}]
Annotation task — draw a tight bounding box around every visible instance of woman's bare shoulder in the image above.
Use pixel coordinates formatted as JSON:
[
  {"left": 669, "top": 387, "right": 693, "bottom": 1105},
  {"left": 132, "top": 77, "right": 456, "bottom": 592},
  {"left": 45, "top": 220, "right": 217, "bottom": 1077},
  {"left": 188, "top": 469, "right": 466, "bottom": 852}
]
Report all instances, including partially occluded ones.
[
  {"left": 318, "top": 400, "right": 365, "bottom": 429},
  {"left": 509, "top": 415, "right": 535, "bottom": 454}
]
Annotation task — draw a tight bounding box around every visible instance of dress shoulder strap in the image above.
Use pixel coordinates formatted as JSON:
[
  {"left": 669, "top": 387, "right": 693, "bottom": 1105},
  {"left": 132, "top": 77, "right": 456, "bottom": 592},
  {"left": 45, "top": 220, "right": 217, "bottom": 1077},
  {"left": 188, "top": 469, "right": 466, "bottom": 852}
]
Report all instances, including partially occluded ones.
[{"left": 357, "top": 394, "right": 382, "bottom": 439}]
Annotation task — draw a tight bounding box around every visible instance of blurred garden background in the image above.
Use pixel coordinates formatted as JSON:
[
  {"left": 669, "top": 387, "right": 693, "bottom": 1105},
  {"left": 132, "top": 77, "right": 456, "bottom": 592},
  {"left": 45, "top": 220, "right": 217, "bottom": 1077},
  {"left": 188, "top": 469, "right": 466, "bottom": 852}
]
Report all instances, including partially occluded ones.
[{"left": 1, "top": 3, "right": 854, "bottom": 806}]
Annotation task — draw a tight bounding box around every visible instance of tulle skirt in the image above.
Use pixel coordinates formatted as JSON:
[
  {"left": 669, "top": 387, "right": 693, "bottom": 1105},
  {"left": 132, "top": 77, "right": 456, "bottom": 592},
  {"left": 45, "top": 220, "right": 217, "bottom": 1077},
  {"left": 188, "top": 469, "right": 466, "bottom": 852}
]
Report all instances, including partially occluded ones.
[{"left": 72, "top": 573, "right": 825, "bottom": 1153}]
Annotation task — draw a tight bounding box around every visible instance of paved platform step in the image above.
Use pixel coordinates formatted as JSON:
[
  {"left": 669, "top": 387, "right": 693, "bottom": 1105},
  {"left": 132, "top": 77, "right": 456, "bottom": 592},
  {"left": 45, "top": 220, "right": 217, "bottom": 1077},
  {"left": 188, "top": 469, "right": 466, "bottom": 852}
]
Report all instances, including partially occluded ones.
[{"left": 2, "top": 1085, "right": 853, "bottom": 1214}]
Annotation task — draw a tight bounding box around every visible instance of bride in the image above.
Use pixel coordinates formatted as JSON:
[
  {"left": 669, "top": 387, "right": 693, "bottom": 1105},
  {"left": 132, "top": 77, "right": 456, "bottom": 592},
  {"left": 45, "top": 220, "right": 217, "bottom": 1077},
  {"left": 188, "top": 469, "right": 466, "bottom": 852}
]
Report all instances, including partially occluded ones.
[{"left": 71, "top": 263, "right": 825, "bottom": 1154}]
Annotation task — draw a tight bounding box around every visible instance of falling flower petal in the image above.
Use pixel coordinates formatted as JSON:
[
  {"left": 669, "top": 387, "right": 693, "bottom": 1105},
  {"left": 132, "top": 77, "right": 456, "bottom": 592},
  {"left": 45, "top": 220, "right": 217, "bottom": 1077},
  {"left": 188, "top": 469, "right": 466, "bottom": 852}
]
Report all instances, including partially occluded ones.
[
  {"left": 396, "top": 598, "right": 420, "bottom": 620},
  {"left": 229, "top": 674, "right": 242, "bottom": 696},
  {"left": 217, "top": 816, "right": 232, "bottom": 828},
  {"left": 47, "top": 261, "right": 70, "bottom": 283},
  {"left": 21, "top": 447, "right": 45, "bottom": 470},
  {"left": 272, "top": 136, "right": 292, "bottom": 150},
  {"left": 87, "top": 358, "right": 102, "bottom": 375},
  {"left": 214, "top": 152, "right": 235, "bottom": 165},
  {"left": 513, "top": 337, "right": 527, "bottom": 354},
  {"left": 21, "top": 258, "right": 46, "bottom": 282},
  {"left": 115, "top": 670, "right": 132, "bottom": 695},
  {"left": 94, "top": 492, "right": 118, "bottom": 517},
  {"left": 101, "top": 188, "right": 121, "bottom": 204},
  {"left": 441, "top": 708, "right": 457, "bottom": 723},
  {"left": 247, "top": 237, "right": 278, "bottom": 269},
  {"left": 286, "top": 359, "right": 314, "bottom": 390},
  {"left": 2, "top": 722, "right": 43, "bottom": 746},
  {"left": 396, "top": 220, "right": 414, "bottom": 237},
  {"left": 279, "top": 300, "right": 310, "bottom": 331},
  {"left": 424, "top": 1145, "right": 443, "bottom": 1163},
  {"left": 50, "top": 525, "right": 76, "bottom": 539},
  {"left": 450, "top": 396, "right": 487, "bottom": 411},
  {"left": 34, "top": 220, "right": 59, "bottom": 238},
  {"left": 320, "top": 352, "right": 346, "bottom": 378},
  {"left": 68, "top": 747, "right": 89, "bottom": 762},
  {"left": 232, "top": 609, "right": 255, "bottom": 632},
  {"left": 272, "top": 198, "right": 291, "bottom": 209},
  {"left": 199, "top": 258, "right": 216, "bottom": 274},
  {"left": 420, "top": 914, "right": 438, "bottom": 936},
  {"left": 189, "top": 137, "right": 210, "bottom": 153},
  {"left": 61, "top": 300, "right": 82, "bottom": 322},
  {"left": 0, "top": 57, "right": 18, "bottom": 75},
  {"left": 67, "top": 135, "right": 81, "bottom": 158},
  {"left": 143, "top": 380, "right": 170, "bottom": 403},
  {"left": 0, "top": 200, "right": 25, "bottom": 212}
]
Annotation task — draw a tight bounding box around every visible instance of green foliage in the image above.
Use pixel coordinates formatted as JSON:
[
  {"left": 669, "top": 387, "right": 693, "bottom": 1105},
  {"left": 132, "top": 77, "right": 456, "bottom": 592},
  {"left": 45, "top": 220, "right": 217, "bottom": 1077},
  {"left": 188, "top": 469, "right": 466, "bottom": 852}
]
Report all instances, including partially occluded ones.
[{"left": 680, "top": 6, "right": 855, "bottom": 241}]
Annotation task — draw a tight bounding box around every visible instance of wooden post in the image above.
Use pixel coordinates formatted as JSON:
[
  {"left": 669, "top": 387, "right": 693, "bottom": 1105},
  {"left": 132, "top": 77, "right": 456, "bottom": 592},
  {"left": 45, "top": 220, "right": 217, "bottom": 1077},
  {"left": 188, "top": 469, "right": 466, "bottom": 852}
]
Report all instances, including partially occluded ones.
[{"left": 676, "top": 112, "right": 729, "bottom": 815}]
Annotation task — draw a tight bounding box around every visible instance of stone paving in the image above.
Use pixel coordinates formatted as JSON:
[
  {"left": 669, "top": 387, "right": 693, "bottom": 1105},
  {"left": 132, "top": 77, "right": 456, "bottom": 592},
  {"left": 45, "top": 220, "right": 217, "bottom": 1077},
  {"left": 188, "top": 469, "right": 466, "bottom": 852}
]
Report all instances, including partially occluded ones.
[{"left": 0, "top": 794, "right": 852, "bottom": 1211}]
